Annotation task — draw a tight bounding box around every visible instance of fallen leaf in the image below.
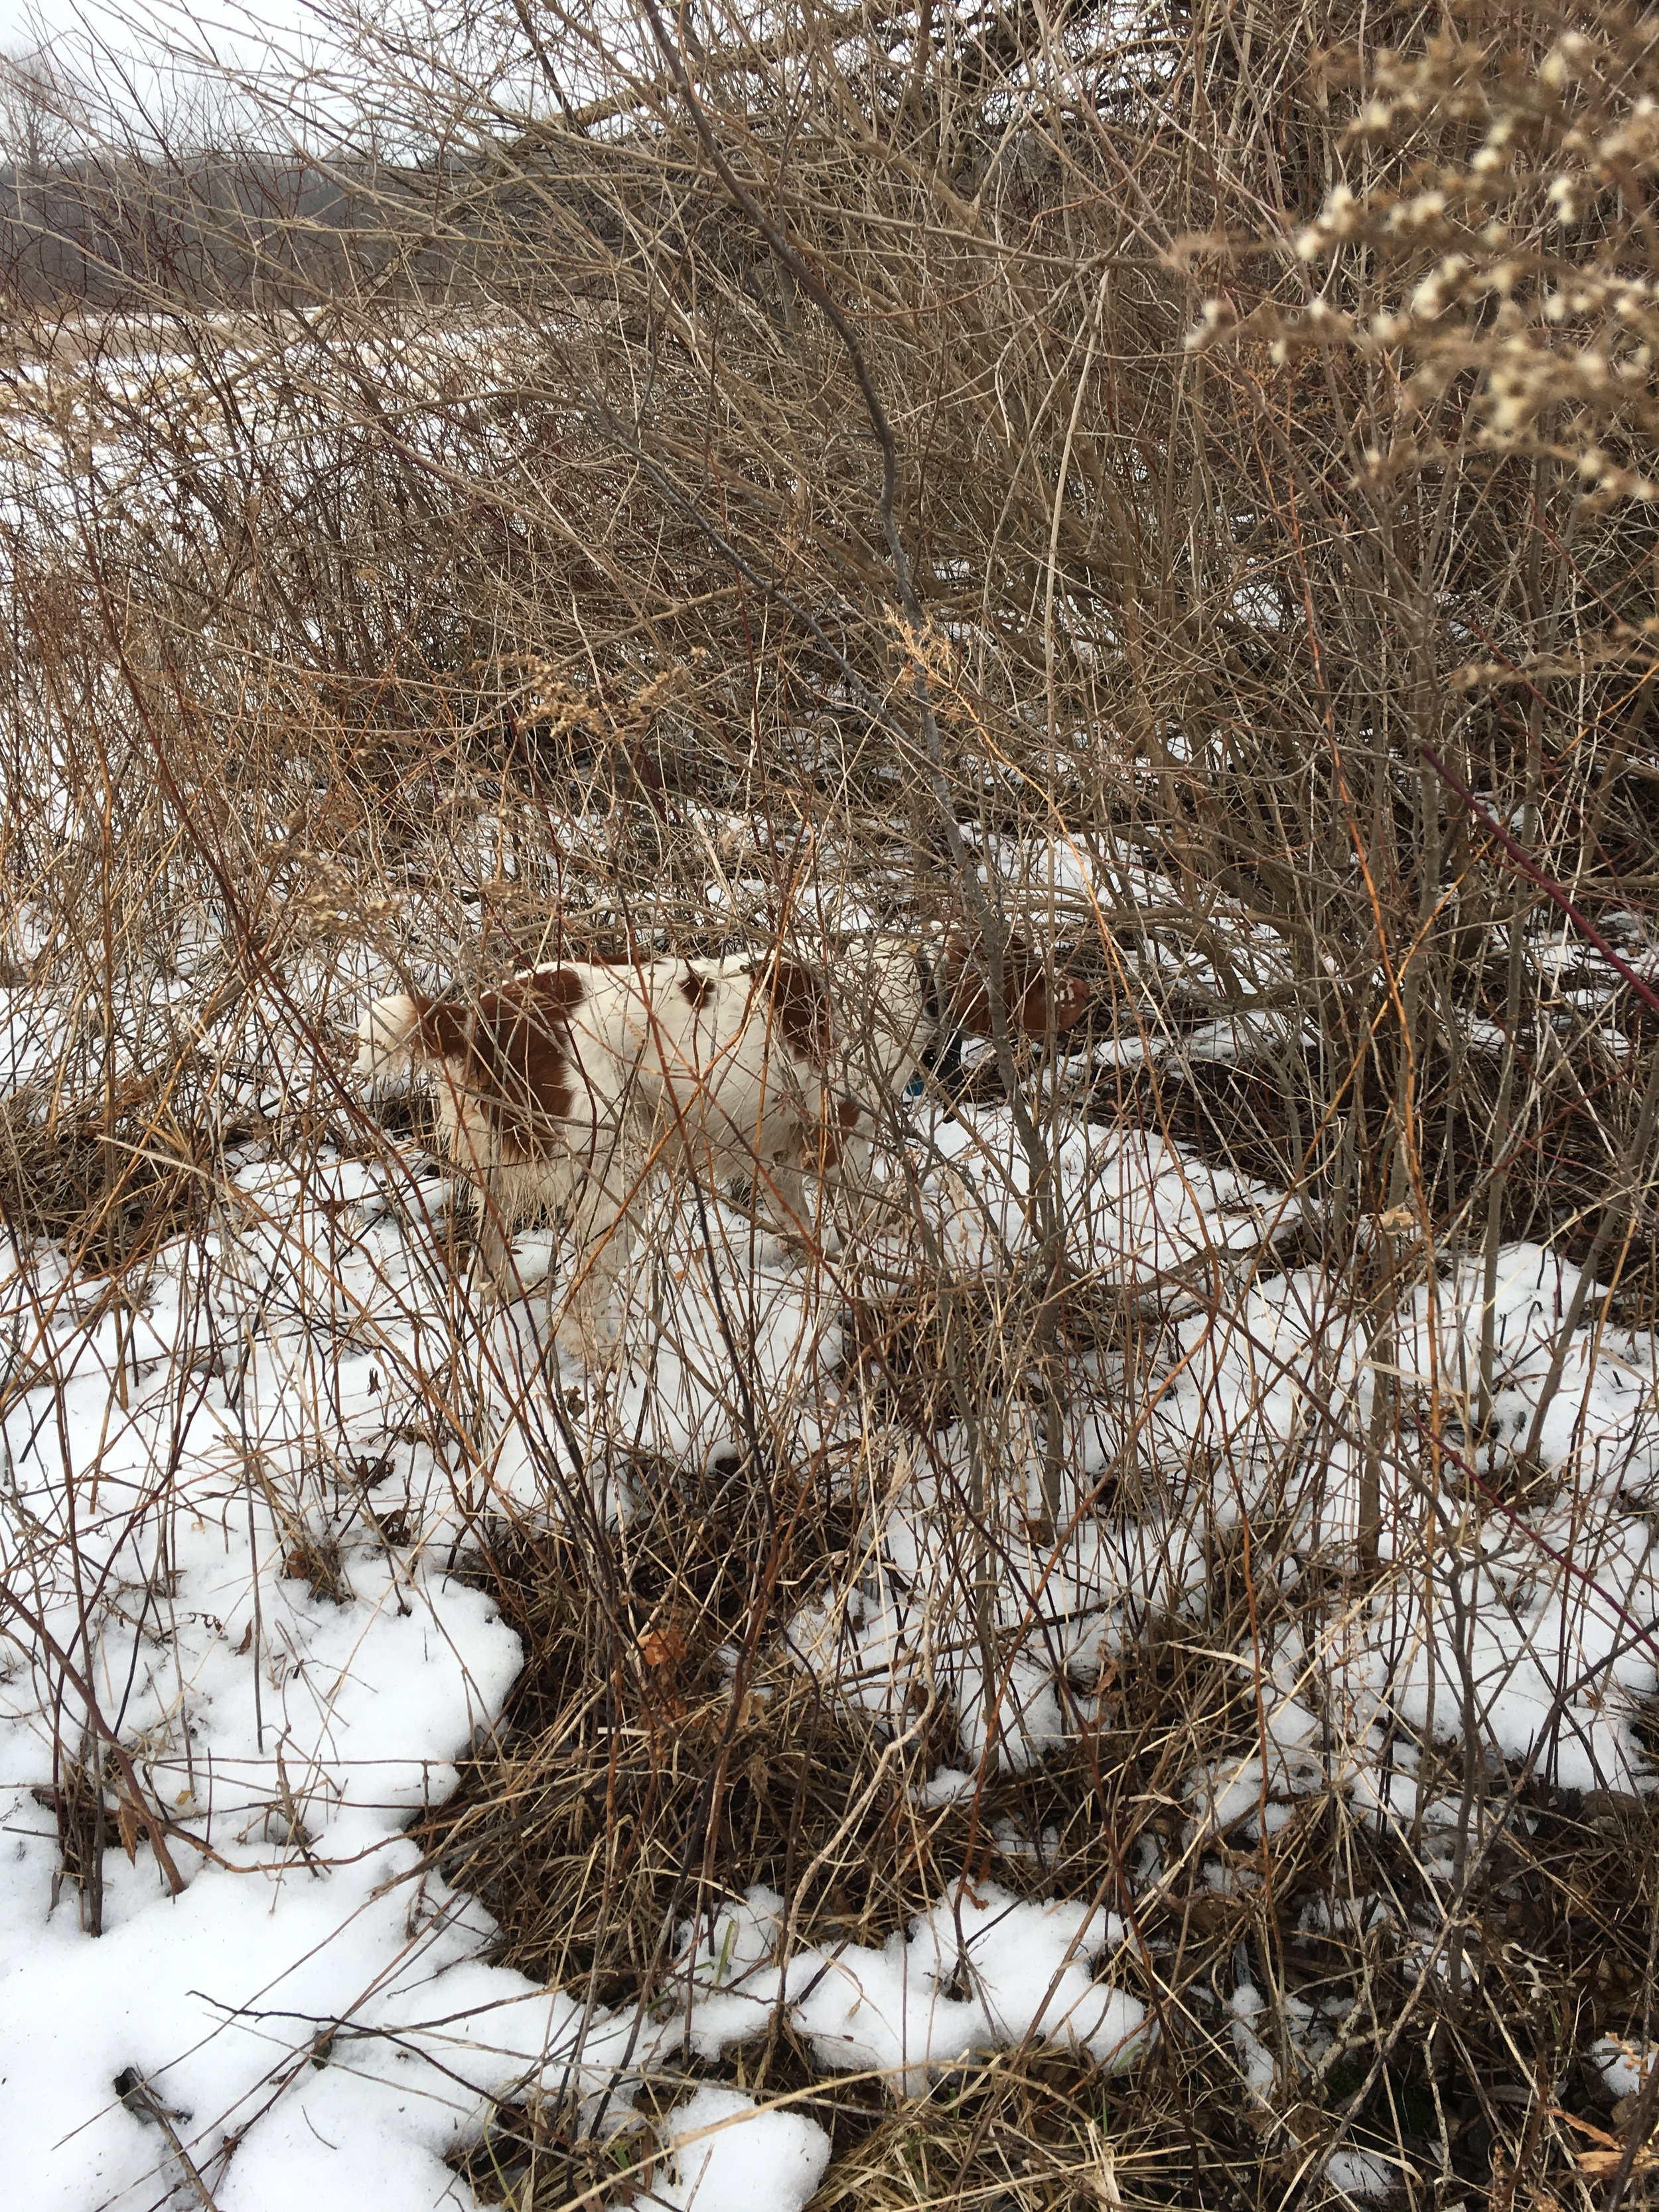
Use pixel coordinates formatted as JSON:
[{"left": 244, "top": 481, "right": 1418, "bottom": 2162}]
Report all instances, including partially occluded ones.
[
  {"left": 639, "top": 1624, "right": 686, "bottom": 1670},
  {"left": 1576, "top": 2146, "right": 1659, "bottom": 2176},
  {"left": 114, "top": 1791, "right": 143, "bottom": 1864}
]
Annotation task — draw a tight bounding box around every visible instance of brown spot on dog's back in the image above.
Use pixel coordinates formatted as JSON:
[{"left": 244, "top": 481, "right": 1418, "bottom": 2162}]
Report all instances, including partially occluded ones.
[
  {"left": 1007, "top": 964, "right": 1090, "bottom": 1037},
  {"left": 679, "top": 968, "right": 715, "bottom": 1011},
  {"left": 417, "top": 969, "right": 583, "bottom": 1150},
  {"left": 488, "top": 971, "right": 582, "bottom": 1136},
  {"left": 411, "top": 997, "right": 467, "bottom": 1061},
  {"left": 530, "top": 966, "right": 589, "bottom": 1018},
  {"left": 764, "top": 958, "right": 832, "bottom": 1066}
]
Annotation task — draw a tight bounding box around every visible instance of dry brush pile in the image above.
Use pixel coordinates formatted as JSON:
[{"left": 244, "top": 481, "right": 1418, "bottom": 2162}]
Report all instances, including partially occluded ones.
[{"left": 5, "top": 3, "right": 1659, "bottom": 2207}]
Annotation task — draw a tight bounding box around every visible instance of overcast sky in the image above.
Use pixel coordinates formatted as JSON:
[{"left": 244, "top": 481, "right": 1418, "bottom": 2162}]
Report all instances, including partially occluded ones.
[
  {"left": 0, "top": 0, "right": 330, "bottom": 62},
  {"left": 0, "top": 0, "right": 368, "bottom": 131},
  {"left": 0, "top": 0, "right": 441, "bottom": 151},
  {"left": 0, "top": 0, "right": 555, "bottom": 152}
]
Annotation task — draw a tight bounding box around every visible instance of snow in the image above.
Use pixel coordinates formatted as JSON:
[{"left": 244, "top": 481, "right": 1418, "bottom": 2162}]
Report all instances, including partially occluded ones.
[
  {"left": 903, "top": 1105, "right": 1291, "bottom": 1283},
  {"left": 1177, "top": 1008, "right": 1309, "bottom": 1066},
  {"left": 1592, "top": 2032, "right": 1657, "bottom": 2098},
  {"left": 5, "top": 927, "right": 1659, "bottom": 2201},
  {"left": 631, "top": 2086, "right": 831, "bottom": 2212},
  {"left": 1327, "top": 2148, "right": 1399, "bottom": 2197},
  {"left": 672, "top": 1878, "right": 1149, "bottom": 2097},
  {"left": 956, "top": 834, "right": 1659, "bottom": 1084},
  {"left": 0, "top": 1067, "right": 1196, "bottom": 2205},
  {"left": 0, "top": 1196, "right": 566, "bottom": 2208},
  {"left": 789, "top": 1227, "right": 1659, "bottom": 1798},
  {"left": 5, "top": 1842, "right": 582, "bottom": 2212},
  {"left": 1228, "top": 1982, "right": 1278, "bottom": 2101},
  {"left": 912, "top": 1763, "right": 975, "bottom": 1806}
]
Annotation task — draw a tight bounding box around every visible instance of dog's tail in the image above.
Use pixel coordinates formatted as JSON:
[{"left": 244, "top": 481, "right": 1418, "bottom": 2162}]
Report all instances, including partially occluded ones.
[{"left": 355, "top": 993, "right": 425, "bottom": 1080}]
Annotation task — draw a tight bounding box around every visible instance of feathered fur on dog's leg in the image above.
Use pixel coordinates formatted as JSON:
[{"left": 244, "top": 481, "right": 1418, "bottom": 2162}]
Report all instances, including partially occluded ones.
[
  {"left": 470, "top": 1187, "right": 519, "bottom": 1304},
  {"left": 551, "top": 1137, "right": 634, "bottom": 1365}
]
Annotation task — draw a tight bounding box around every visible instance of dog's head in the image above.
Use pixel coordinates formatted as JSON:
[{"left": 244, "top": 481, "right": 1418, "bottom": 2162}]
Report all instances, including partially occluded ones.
[{"left": 932, "top": 931, "right": 1092, "bottom": 1043}]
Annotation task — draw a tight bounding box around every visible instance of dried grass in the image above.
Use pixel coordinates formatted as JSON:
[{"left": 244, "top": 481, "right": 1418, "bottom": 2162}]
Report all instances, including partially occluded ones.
[{"left": 5, "top": 1, "right": 1659, "bottom": 2204}]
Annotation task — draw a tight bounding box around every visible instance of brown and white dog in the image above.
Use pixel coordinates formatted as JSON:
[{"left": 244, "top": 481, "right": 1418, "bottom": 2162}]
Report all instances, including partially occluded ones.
[{"left": 355, "top": 934, "right": 1088, "bottom": 1359}]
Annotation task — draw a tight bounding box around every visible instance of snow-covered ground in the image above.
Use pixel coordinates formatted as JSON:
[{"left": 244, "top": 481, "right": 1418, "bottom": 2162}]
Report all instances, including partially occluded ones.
[
  {"left": 0, "top": 1094, "right": 1218, "bottom": 2207},
  {"left": 3, "top": 1023, "right": 1657, "bottom": 2206}
]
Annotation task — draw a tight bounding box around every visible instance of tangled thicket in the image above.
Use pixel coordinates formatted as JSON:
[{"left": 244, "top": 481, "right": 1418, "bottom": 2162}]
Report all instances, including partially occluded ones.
[{"left": 6, "top": 2, "right": 1659, "bottom": 2207}]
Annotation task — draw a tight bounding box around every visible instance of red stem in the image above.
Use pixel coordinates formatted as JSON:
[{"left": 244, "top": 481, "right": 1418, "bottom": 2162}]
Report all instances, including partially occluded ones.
[{"left": 1419, "top": 743, "right": 1659, "bottom": 1017}]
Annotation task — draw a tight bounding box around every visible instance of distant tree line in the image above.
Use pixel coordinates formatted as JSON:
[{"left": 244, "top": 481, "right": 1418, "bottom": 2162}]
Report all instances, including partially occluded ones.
[{"left": 0, "top": 151, "right": 451, "bottom": 308}]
